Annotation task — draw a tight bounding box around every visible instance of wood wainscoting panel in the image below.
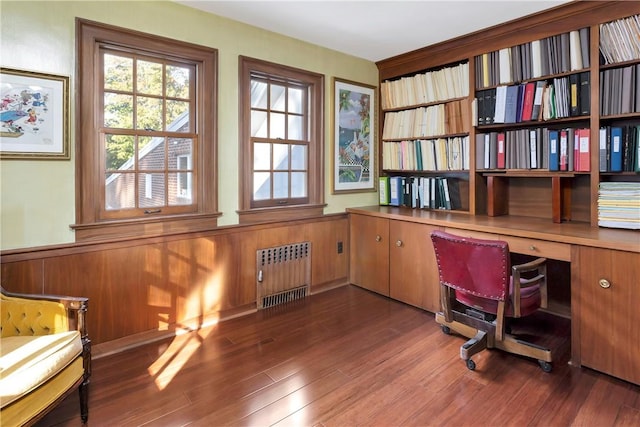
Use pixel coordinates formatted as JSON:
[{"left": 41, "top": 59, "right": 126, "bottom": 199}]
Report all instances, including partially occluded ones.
[
  {"left": 307, "top": 217, "right": 349, "bottom": 293},
  {"left": 0, "top": 215, "right": 350, "bottom": 348},
  {"left": 0, "top": 259, "right": 43, "bottom": 293}
]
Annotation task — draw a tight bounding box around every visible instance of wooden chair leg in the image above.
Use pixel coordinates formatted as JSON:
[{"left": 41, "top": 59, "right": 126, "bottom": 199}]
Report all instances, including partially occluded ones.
[{"left": 79, "top": 379, "right": 89, "bottom": 423}]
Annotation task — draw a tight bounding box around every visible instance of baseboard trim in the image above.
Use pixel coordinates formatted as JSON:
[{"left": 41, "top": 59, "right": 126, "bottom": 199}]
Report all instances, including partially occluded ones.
[{"left": 92, "top": 303, "right": 257, "bottom": 359}]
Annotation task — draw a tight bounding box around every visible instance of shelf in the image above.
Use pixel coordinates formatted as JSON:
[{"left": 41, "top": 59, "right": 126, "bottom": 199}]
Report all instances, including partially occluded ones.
[
  {"left": 475, "top": 67, "right": 591, "bottom": 91},
  {"left": 382, "top": 132, "right": 469, "bottom": 142},
  {"left": 599, "top": 58, "right": 640, "bottom": 70},
  {"left": 481, "top": 170, "right": 587, "bottom": 177},
  {"left": 382, "top": 96, "right": 469, "bottom": 113},
  {"left": 476, "top": 115, "right": 590, "bottom": 130},
  {"left": 383, "top": 169, "right": 469, "bottom": 175}
]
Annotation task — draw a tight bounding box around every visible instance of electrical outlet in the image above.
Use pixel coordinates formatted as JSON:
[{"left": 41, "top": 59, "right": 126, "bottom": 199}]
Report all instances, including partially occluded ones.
[{"left": 337, "top": 241, "right": 343, "bottom": 254}]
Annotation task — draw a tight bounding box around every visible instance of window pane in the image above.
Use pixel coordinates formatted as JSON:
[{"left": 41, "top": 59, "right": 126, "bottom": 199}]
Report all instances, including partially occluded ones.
[
  {"left": 138, "top": 136, "right": 164, "bottom": 170},
  {"left": 291, "top": 144, "right": 306, "bottom": 170},
  {"left": 250, "top": 80, "right": 267, "bottom": 109},
  {"left": 166, "top": 65, "right": 190, "bottom": 99},
  {"left": 288, "top": 87, "right": 303, "bottom": 114},
  {"left": 105, "top": 172, "right": 135, "bottom": 210},
  {"left": 104, "top": 54, "right": 133, "bottom": 92},
  {"left": 169, "top": 140, "right": 193, "bottom": 169},
  {"left": 288, "top": 115, "right": 303, "bottom": 140},
  {"left": 270, "top": 84, "right": 285, "bottom": 111},
  {"left": 137, "top": 96, "right": 163, "bottom": 131},
  {"left": 253, "top": 172, "right": 271, "bottom": 200},
  {"left": 251, "top": 110, "right": 267, "bottom": 137},
  {"left": 273, "top": 172, "right": 289, "bottom": 198},
  {"left": 291, "top": 172, "right": 307, "bottom": 197},
  {"left": 137, "top": 60, "right": 163, "bottom": 96},
  {"left": 273, "top": 143, "right": 288, "bottom": 170},
  {"left": 269, "top": 112, "right": 285, "bottom": 139},
  {"left": 104, "top": 93, "right": 133, "bottom": 128},
  {"left": 254, "top": 143, "right": 270, "bottom": 170},
  {"left": 138, "top": 172, "right": 165, "bottom": 208},
  {"left": 168, "top": 172, "right": 192, "bottom": 205},
  {"left": 166, "top": 100, "right": 189, "bottom": 132},
  {"left": 105, "top": 134, "right": 134, "bottom": 171}
]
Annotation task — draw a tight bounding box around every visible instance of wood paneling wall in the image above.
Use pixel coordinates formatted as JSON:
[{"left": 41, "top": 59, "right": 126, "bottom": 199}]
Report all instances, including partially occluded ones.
[{"left": 0, "top": 215, "right": 350, "bottom": 348}]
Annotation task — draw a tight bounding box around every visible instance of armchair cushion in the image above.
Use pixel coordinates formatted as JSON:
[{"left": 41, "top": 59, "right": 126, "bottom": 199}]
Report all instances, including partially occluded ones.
[
  {"left": 1, "top": 330, "right": 82, "bottom": 407},
  {"left": 0, "top": 288, "right": 90, "bottom": 425}
]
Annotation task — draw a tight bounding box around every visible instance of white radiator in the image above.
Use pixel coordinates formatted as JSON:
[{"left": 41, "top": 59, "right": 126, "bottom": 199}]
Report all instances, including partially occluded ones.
[{"left": 256, "top": 242, "right": 311, "bottom": 309}]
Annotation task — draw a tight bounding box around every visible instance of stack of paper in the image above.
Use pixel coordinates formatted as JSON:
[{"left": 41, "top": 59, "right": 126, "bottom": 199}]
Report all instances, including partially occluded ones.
[{"left": 598, "top": 182, "right": 640, "bottom": 229}]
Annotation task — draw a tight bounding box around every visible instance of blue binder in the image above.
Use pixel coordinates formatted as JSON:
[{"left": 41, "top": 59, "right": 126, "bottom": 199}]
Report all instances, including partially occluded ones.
[
  {"left": 548, "top": 130, "right": 559, "bottom": 171},
  {"left": 610, "top": 127, "right": 623, "bottom": 172}
]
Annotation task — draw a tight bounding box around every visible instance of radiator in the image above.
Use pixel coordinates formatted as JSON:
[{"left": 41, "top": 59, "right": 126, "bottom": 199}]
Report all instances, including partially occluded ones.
[{"left": 256, "top": 242, "right": 311, "bottom": 309}]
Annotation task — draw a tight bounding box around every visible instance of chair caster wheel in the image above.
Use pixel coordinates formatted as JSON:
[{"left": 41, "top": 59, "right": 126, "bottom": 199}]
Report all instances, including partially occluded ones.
[
  {"left": 441, "top": 325, "right": 451, "bottom": 335},
  {"left": 538, "top": 360, "right": 552, "bottom": 373},
  {"left": 466, "top": 359, "right": 476, "bottom": 371}
]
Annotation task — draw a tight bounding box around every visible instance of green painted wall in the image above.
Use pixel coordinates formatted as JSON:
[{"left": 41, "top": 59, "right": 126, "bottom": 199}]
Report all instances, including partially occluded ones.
[{"left": 0, "top": 0, "right": 378, "bottom": 250}]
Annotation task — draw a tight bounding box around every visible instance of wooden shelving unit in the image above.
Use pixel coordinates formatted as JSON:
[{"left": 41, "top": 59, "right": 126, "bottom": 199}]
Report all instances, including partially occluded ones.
[{"left": 376, "top": 1, "right": 640, "bottom": 227}]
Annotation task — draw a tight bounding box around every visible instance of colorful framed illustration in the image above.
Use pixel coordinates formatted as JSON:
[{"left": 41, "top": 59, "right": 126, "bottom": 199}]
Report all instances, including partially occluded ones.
[
  {"left": 332, "top": 78, "right": 376, "bottom": 193},
  {"left": 0, "top": 67, "right": 70, "bottom": 159}
]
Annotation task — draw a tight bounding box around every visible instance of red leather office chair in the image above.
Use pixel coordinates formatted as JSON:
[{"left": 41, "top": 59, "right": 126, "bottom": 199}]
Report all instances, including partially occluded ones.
[{"left": 430, "top": 230, "right": 552, "bottom": 372}]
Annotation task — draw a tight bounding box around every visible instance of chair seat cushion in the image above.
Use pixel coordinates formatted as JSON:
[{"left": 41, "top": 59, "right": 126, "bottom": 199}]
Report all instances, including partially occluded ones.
[
  {"left": 0, "top": 330, "right": 82, "bottom": 408},
  {"left": 456, "top": 280, "right": 541, "bottom": 317}
]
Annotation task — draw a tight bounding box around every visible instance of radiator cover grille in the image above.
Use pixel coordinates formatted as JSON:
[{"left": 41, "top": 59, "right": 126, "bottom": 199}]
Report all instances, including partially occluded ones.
[{"left": 257, "top": 242, "right": 311, "bottom": 309}]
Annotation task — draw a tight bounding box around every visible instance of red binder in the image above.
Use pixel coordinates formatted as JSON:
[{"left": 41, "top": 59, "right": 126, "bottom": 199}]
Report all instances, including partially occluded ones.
[{"left": 521, "top": 82, "right": 535, "bottom": 121}]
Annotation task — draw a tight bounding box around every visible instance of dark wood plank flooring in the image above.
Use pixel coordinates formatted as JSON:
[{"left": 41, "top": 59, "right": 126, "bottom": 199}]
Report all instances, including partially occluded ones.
[{"left": 38, "top": 285, "right": 640, "bottom": 426}]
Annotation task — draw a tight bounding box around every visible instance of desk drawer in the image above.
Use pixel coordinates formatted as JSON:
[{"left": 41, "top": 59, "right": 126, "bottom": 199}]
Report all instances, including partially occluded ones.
[
  {"left": 443, "top": 228, "right": 499, "bottom": 241},
  {"left": 501, "top": 235, "right": 571, "bottom": 261}
]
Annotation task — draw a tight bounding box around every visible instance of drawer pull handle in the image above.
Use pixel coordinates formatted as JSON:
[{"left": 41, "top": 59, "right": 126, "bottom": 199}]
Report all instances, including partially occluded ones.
[
  {"left": 599, "top": 279, "right": 611, "bottom": 289},
  {"left": 529, "top": 245, "right": 537, "bottom": 251},
  {"left": 396, "top": 240, "right": 403, "bottom": 247},
  {"left": 375, "top": 235, "right": 382, "bottom": 242}
]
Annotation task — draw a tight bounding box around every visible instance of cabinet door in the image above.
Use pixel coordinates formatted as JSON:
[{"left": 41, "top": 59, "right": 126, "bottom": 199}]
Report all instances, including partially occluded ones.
[
  {"left": 349, "top": 214, "right": 390, "bottom": 296},
  {"left": 575, "top": 246, "right": 640, "bottom": 385},
  {"left": 389, "top": 221, "right": 441, "bottom": 312}
]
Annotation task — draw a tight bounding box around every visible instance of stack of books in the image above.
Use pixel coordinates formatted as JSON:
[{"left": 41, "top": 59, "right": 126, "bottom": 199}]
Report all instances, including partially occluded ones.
[
  {"left": 598, "top": 182, "right": 640, "bottom": 229},
  {"left": 381, "top": 62, "right": 469, "bottom": 109},
  {"left": 379, "top": 176, "right": 463, "bottom": 211},
  {"left": 475, "top": 27, "right": 589, "bottom": 88},
  {"left": 599, "top": 14, "right": 640, "bottom": 64}
]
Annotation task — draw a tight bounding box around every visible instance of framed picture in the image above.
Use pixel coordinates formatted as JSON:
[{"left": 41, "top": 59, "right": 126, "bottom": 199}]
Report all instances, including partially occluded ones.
[
  {"left": 332, "top": 78, "right": 376, "bottom": 193},
  {"left": 0, "top": 67, "right": 70, "bottom": 159}
]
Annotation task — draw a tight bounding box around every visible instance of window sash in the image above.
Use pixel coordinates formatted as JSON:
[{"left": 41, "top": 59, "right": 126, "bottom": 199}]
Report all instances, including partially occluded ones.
[
  {"left": 248, "top": 75, "right": 310, "bottom": 208},
  {"left": 97, "top": 48, "right": 198, "bottom": 219}
]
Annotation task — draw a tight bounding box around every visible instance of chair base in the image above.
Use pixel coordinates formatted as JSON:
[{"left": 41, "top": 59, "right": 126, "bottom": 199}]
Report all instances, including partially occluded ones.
[{"left": 436, "top": 312, "right": 552, "bottom": 366}]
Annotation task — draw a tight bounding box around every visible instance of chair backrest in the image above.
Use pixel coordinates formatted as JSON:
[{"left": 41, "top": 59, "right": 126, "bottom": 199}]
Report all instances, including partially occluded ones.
[{"left": 430, "top": 230, "right": 510, "bottom": 302}]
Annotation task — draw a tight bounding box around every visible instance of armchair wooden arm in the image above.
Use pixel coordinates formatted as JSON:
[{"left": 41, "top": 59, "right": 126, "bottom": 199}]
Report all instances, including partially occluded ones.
[{"left": 511, "top": 257, "right": 548, "bottom": 317}]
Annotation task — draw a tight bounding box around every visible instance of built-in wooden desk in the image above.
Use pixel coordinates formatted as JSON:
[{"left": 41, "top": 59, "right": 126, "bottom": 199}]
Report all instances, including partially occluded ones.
[{"left": 347, "top": 206, "right": 640, "bottom": 385}]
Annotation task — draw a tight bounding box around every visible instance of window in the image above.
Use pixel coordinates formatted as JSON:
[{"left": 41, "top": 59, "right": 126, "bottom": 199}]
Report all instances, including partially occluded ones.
[
  {"left": 74, "top": 19, "right": 218, "bottom": 240},
  {"left": 239, "top": 57, "right": 324, "bottom": 223}
]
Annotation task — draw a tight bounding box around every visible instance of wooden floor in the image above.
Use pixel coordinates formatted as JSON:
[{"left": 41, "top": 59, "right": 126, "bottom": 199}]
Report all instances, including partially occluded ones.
[{"left": 38, "top": 285, "right": 640, "bottom": 427}]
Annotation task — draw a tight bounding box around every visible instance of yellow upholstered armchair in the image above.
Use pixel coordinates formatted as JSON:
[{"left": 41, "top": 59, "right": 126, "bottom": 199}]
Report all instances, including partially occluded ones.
[{"left": 0, "top": 287, "right": 90, "bottom": 426}]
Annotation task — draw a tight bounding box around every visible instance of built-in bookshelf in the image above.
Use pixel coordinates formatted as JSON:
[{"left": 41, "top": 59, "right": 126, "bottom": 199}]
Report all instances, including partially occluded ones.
[
  {"left": 379, "top": 61, "right": 471, "bottom": 212},
  {"left": 376, "top": 1, "right": 640, "bottom": 227}
]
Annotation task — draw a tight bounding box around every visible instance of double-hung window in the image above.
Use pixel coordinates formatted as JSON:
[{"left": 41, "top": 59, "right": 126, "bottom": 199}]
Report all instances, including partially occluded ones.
[
  {"left": 239, "top": 57, "right": 324, "bottom": 223},
  {"left": 74, "top": 19, "right": 218, "bottom": 240}
]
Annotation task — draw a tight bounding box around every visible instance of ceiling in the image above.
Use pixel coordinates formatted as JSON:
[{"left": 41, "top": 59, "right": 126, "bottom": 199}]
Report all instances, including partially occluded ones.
[{"left": 176, "top": 0, "right": 570, "bottom": 62}]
